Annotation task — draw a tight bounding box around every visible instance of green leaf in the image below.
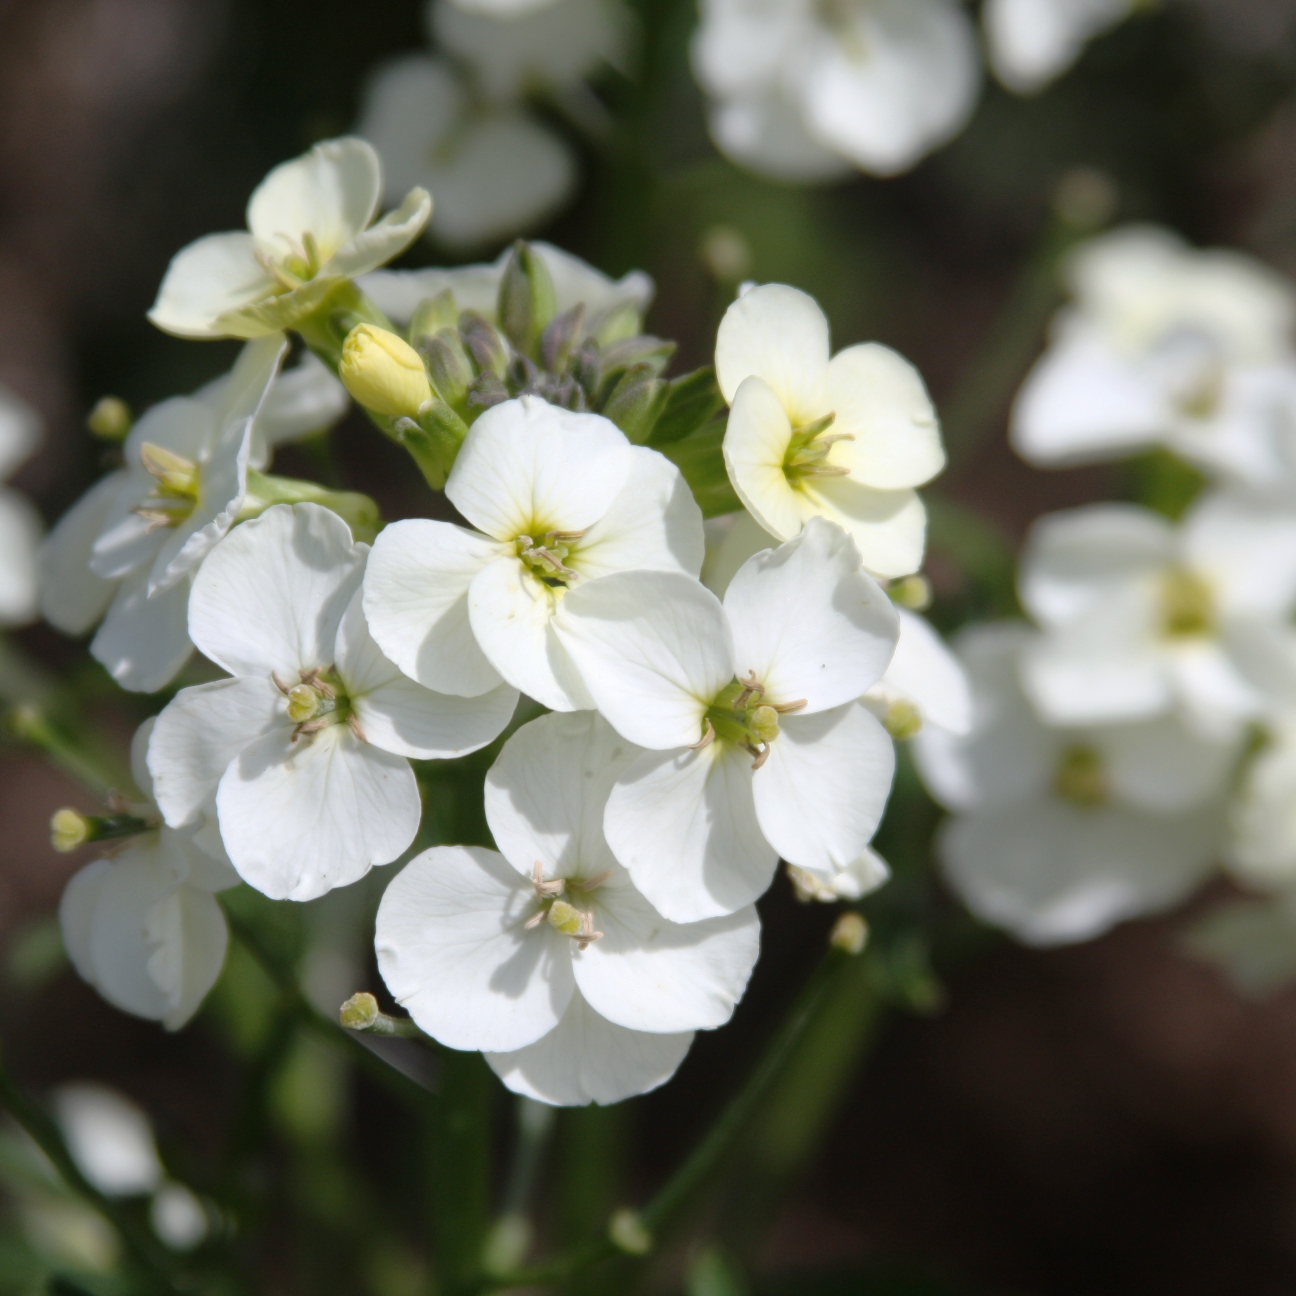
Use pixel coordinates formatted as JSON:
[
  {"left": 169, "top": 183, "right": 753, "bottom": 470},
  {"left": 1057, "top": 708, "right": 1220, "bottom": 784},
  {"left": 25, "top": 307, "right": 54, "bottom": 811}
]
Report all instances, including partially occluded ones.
[
  {"left": 648, "top": 367, "right": 726, "bottom": 446},
  {"left": 659, "top": 420, "right": 740, "bottom": 517}
]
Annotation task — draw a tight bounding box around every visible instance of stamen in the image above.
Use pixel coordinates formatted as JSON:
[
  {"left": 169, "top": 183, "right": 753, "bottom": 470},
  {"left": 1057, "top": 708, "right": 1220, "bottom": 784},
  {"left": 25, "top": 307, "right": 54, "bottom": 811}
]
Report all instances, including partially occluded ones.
[
  {"left": 772, "top": 698, "right": 808, "bottom": 714},
  {"left": 574, "top": 910, "right": 604, "bottom": 951},
  {"left": 689, "top": 718, "right": 716, "bottom": 751},
  {"left": 346, "top": 713, "right": 368, "bottom": 743},
  {"left": 745, "top": 741, "right": 771, "bottom": 771},
  {"left": 549, "top": 529, "right": 587, "bottom": 542},
  {"left": 272, "top": 672, "right": 293, "bottom": 695},
  {"left": 795, "top": 464, "right": 852, "bottom": 478}
]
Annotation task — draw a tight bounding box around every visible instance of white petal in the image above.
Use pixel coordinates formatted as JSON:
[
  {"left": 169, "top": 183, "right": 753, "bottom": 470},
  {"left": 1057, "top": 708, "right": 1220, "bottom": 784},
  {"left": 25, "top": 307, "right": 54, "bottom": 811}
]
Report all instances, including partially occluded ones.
[
  {"left": 1228, "top": 723, "right": 1296, "bottom": 888},
  {"left": 60, "top": 860, "right": 110, "bottom": 991},
  {"left": 217, "top": 725, "right": 418, "bottom": 901},
  {"left": 576, "top": 881, "right": 759, "bottom": 1031},
  {"left": 1010, "top": 323, "right": 1167, "bottom": 466},
  {"left": 364, "top": 519, "right": 503, "bottom": 696},
  {"left": 485, "top": 994, "right": 693, "bottom": 1106},
  {"left": 985, "top": 0, "right": 1131, "bottom": 94},
  {"left": 0, "top": 384, "right": 39, "bottom": 479},
  {"left": 714, "top": 283, "right": 829, "bottom": 416},
  {"left": 572, "top": 448, "right": 705, "bottom": 582},
  {"left": 208, "top": 334, "right": 290, "bottom": 430},
  {"left": 150, "top": 884, "right": 229, "bottom": 1030},
  {"left": 796, "top": 476, "right": 927, "bottom": 580},
  {"left": 149, "top": 676, "right": 284, "bottom": 827},
  {"left": 604, "top": 743, "right": 777, "bottom": 921},
  {"left": 484, "top": 710, "right": 640, "bottom": 880},
  {"left": 91, "top": 570, "right": 194, "bottom": 694},
  {"left": 555, "top": 570, "right": 732, "bottom": 749},
  {"left": 52, "top": 1084, "right": 162, "bottom": 1197},
  {"left": 339, "top": 590, "right": 518, "bottom": 758},
  {"left": 446, "top": 397, "right": 633, "bottom": 541},
  {"left": 248, "top": 351, "right": 349, "bottom": 466},
  {"left": 188, "top": 502, "right": 365, "bottom": 678},
  {"left": 40, "top": 474, "right": 122, "bottom": 634},
  {"left": 147, "top": 232, "right": 275, "bottom": 340},
  {"left": 939, "top": 800, "right": 1219, "bottom": 946},
  {"left": 876, "top": 609, "right": 972, "bottom": 735},
  {"left": 705, "top": 90, "right": 855, "bottom": 185},
  {"left": 722, "top": 374, "right": 804, "bottom": 542},
  {"left": 375, "top": 845, "right": 575, "bottom": 1051},
  {"left": 0, "top": 489, "right": 42, "bottom": 625},
  {"left": 1018, "top": 502, "right": 1173, "bottom": 627},
  {"left": 467, "top": 556, "right": 592, "bottom": 712},
  {"left": 824, "top": 344, "right": 944, "bottom": 489},
  {"left": 1094, "top": 714, "right": 1238, "bottom": 813},
  {"left": 754, "top": 704, "right": 894, "bottom": 877},
  {"left": 327, "top": 185, "right": 432, "bottom": 278},
  {"left": 1166, "top": 640, "right": 1263, "bottom": 736},
  {"left": 1183, "top": 491, "right": 1296, "bottom": 620},
  {"left": 701, "top": 510, "right": 772, "bottom": 599},
  {"left": 724, "top": 517, "right": 899, "bottom": 711},
  {"left": 247, "top": 137, "right": 381, "bottom": 261}
]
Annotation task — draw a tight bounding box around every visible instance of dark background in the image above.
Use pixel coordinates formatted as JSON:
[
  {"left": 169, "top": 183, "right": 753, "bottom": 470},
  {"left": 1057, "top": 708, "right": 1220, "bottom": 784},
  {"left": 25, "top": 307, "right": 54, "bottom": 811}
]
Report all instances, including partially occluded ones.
[{"left": 6, "top": 1, "right": 1296, "bottom": 1292}]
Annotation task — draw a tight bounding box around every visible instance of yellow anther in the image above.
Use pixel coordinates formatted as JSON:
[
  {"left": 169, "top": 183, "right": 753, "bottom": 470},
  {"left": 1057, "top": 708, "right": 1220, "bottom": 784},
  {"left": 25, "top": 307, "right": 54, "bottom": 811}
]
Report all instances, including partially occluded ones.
[
  {"left": 139, "top": 442, "right": 199, "bottom": 498},
  {"left": 749, "top": 705, "right": 780, "bottom": 745},
  {"left": 51, "top": 808, "right": 91, "bottom": 853},
  {"left": 547, "top": 901, "right": 585, "bottom": 937},
  {"left": 883, "top": 699, "right": 923, "bottom": 741}
]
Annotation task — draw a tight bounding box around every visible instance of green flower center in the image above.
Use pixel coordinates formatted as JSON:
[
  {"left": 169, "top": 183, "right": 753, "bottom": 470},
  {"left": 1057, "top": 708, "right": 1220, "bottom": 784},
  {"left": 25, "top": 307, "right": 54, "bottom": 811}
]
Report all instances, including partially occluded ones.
[
  {"left": 133, "top": 441, "right": 200, "bottom": 530},
  {"left": 1053, "top": 744, "right": 1108, "bottom": 807},
  {"left": 274, "top": 666, "right": 356, "bottom": 741},
  {"left": 525, "top": 865, "right": 606, "bottom": 950},
  {"left": 1160, "top": 567, "right": 1214, "bottom": 639},
  {"left": 515, "top": 528, "right": 585, "bottom": 588},
  {"left": 697, "top": 675, "right": 807, "bottom": 768},
  {"left": 256, "top": 230, "right": 324, "bottom": 296},
  {"left": 783, "top": 412, "right": 855, "bottom": 487}
]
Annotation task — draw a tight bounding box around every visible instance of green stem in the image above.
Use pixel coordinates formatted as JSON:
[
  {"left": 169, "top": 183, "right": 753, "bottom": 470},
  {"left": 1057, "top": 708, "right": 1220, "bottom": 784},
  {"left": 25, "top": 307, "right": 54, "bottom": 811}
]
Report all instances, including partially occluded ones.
[
  {"left": 8, "top": 704, "right": 123, "bottom": 802},
  {"left": 0, "top": 1050, "right": 181, "bottom": 1293},
  {"left": 478, "top": 940, "right": 862, "bottom": 1292},
  {"left": 221, "top": 905, "right": 434, "bottom": 1113}
]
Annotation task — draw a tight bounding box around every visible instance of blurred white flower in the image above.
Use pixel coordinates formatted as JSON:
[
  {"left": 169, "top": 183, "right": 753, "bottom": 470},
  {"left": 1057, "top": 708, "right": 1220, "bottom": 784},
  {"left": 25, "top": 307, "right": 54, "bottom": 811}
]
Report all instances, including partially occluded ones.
[
  {"left": 862, "top": 607, "right": 973, "bottom": 739},
  {"left": 39, "top": 341, "right": 346, "bottom": 693},
  {"left": 363, "top": 396, "right": 703, "bottom": 711},
  {"left": 445, "top": 0, "right": 562, "bottom": 12},
  {"left": 356, "top": 56, "right": 577, "bottom": 251},
  {"left": 1017, "top": 497, "right": 1296, "bottom": 738},
  {"left": 149, "top": 1182, "right": 208, "bottom": 1251},
  {"left": 61, "top": 721, "right": 237, "bottom": 1031},
  {"left": 0, "top": 384, "right": 43, "bottom": 626},
  {"left": 916, "top": 622, "right": 1236, "bottom": 946},
  {"left": 1227, "top": 715, "right": 1296, "bottom": 890},
  {"left": 555, "top": 517, "right": 898, "bottom": 921},
  {"left": 51, "top": 1084, "right": 162, "bottom": 1197},
  {"left": 716, "top": 283, "right": 945, "bottom": 579},
  {"left": 149, "top": 504, "right": 517, "bottom": 902},
  {"left": 149, "top": 137, "right": 430, "bottom": 340},
  {"left": 361, "top": 240, "right": 652, "bottom": 335},
  {"left": 692, "top": 0, "right": 980, "bottom": 180},
  {"left": 431, "top": 0, "right": 633, "bottom": 101},
  {"left": 787, "top": 847, "right": 891, "bottom": 904},
  {"left": 984, "top": 0, "right": 1134, "bottom": 95},
  {"left": 1012, "top": 226, "right": 1296, "bottom": 483},
  {"left": 376, "top": 711, "right": 759, "bottom": 1105}
]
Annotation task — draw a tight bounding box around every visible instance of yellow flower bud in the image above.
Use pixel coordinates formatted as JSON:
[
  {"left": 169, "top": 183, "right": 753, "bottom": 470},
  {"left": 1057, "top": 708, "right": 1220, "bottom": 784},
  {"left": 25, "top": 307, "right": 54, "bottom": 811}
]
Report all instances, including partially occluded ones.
[
  {"left": 339, "top": 324, "right": 433, "bottom": 419},
  {"left": 51, "top": 808, "right": 91, "bottom": 853}
]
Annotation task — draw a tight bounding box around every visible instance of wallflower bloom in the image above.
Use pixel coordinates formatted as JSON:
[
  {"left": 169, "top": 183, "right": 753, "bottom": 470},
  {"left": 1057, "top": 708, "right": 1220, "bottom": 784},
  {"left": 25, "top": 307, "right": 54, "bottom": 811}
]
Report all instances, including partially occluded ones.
[
  {"left": 363, "top": 396, "right": 703, "bottom": 710},
  {"left": 717, "top": 284, "right": 944, "bottom": 579},
  {"left": 60, "top": 721, "right": 236, "bottom": 1031},
  {"left": 39, "top": 342, "right": 348, "bottom": 693},
  {"left": 555, "top": 517, "right": 899, "bottom": 920},
  {"left": 915, "top": 623, "right": 1236, "bottom": 946},
  {"left": 1017, "top": 497, "right": 1296, "bottom": 737},
  {"left": 149, "top": 504, "right": 517, "bottom": 902},
  {"left": 148, "top": 137, "right": 431, "bottom": 340},
  {"left": 862, "top": 607, "right": 973, "bottom": 740},
  {"left": 691, "top": 0, "right": 980, "bottom": 180},
  {"left": 0, "top": 384, "right": 43, "bottom": 625},
  {"left": 376, "top": 711, "right": 759, "bottom": 1105},
  {"left": 984, "top": 0, "right": 1133, "bottom": 94},
  {"left": 356, "top": 56, "right": 576, "bottom": 251},
  {"left": 1012, "top": 227, "right": 1296, "bottom": 483}
]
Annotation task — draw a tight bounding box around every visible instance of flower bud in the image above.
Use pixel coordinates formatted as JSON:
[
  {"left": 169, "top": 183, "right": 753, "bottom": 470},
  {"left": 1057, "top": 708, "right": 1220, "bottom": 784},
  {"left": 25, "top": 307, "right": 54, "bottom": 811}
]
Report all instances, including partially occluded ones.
[
  {"left": 608, "top": 1209, "right": 652, "bottom": 1256},
  {"left": 882, "top": 699, "right": 922, "bottom": 742},
  {"left": 601, "top": 365, "right": 669, "bottom": 445},
  {"left": 51, "top": 807, "right": 91, "bottom": 853},
  {"left": 408, "top": 290, "right": 459, "bottom": 349},
  {"left": 888, "top": 574, "right": 931, "bottom": 611},
  {"left": 86, "top": 396, "right": 132, "bottom": 442},
  {"left": 498, "top": 240, "right": 557, "bottom": 359},
  {"left": 339, "top": 992, "right": 380, "bottom": 1031},
  {"left": 829, "top": 912, "right": 868, "bottom": 956},
  {"left": 339, "top": 324, "right": 432, "bottom": 419}
]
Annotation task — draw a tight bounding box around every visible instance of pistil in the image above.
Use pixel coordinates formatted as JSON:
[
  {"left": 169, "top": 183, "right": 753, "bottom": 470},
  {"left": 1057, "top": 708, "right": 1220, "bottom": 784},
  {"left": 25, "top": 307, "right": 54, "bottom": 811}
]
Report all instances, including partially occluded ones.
[{"left": 783, "top": 412, "right": 854, "bottom": 484}]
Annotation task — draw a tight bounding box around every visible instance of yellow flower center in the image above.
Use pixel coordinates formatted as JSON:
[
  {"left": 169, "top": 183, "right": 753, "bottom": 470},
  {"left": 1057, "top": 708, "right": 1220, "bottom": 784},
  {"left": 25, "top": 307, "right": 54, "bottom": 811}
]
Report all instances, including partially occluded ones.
[
  {"left": 1053, "top": 744, "right": 1108, "bottom": 807},
  {"left": 1159, "top": 567, "right": 1214, "bottom": 639}
]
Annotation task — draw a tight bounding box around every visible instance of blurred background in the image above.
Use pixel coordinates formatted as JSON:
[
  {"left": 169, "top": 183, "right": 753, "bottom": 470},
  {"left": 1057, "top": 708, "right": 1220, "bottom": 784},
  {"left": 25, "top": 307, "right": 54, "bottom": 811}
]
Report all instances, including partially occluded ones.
[{"left": 7, "top": 1, "right": 1296, "bottom": 1293}]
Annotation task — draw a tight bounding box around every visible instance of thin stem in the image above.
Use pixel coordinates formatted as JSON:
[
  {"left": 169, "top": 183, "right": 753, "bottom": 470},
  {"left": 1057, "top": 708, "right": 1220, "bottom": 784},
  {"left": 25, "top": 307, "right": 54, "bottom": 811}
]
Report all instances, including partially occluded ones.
[
  {"left": 221, "top": 905, "right": 434, "bottom": 1112},
  {"left": 0, "top": 1051, "right": 181, "bottom": 1292},
  {"left": 477, "top": 941, "right": 861, "bottom": 1292},
  {"left": 8, "top": 703, "right": 123, "bottom": 802}
]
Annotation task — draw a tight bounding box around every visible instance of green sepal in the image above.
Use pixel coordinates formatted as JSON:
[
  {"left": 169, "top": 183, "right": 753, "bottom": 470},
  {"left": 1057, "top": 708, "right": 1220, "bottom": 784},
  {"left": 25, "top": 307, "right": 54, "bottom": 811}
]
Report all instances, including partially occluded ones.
[
  {"left": 421, "top": 330, "right": 475, "bottom": 414},
  {"left": 647, "top": 367, "right": 726, "bottom": 447},
  {"left": 659, "top": 420, "right": 741, "bottom": 517},
  {"left": 295, "top": 283, "right": 395, "bottom": 368},
  {"left": 498, "top": 241, "right": 558, "bottom": 360},
  {"left": 390, "top": 400, "right": 472, "bottom": 490},
  {"left": 242, "top": 469, "right": 382, "bottom": 543},
  {"left": 601, "top": 365, "right": 670, "bottom": 444},
  {"left": 408, "top": 290, "right": 460, "bottom": 348}
]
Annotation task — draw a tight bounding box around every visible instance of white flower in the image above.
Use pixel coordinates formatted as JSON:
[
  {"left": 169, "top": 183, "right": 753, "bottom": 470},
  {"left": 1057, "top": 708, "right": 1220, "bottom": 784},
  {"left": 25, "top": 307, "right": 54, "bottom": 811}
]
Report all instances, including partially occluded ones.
[
  {"left": 51, "top": 1084, "right": 162, "bottom": 1197},
  {"left": 360, "top": 240, "right": 652, "bottom": 336},
  {"left": 375, "top": 710, "right": 760, "bottom": 1105},
  {"left": 983, "top": 0, "right": 1133, "bottom": 95},
  {"left": 691, "top": 0, "right": 979, "bottom": 180},
  {"left": 0, "top": 384, "right": 43, "bottom": 626},
  {"left": 716, "top": 284, "right": 944, "bottom": 579},
  {"left": 38, "top": 338, "right": 345, "bottom": 693},
  {"left": 1226, "top": 715, "right": 1296, "bottom": 891},
  {"left": 148, "top": 137, "right": 431, "bottom": 340},
  {"left": 431, "top": 0, "right": 633, "bottom": 101},
  {"left": 1017, "top": 497, "right": 1296, "bottom": 737},
  {"left": 148, "top": 503, "right": 517, "bottom": 902},
  {"left": 915, "top": 623, "right": 1236, "bottom": 946},
  {"left": 862, "top": 608, "right": 973, "bottom": 739},
  {"left": 787, "top": 847, "right": 891, "bottom": 904},
  {"left": 555, "top": 516, "right": 899, "bottom": 921},
  {"left": 1011, "top": 226, "right": 1296, "bottom": 481},
  {"left": 356, "top": 56, "right": 577, "bottom": 251},
  {"left": 60, "top": 721, "right": 237, "bottom": 1031},
  {"left": 363, "top": 395, "right": 703, "bottom": 710}
]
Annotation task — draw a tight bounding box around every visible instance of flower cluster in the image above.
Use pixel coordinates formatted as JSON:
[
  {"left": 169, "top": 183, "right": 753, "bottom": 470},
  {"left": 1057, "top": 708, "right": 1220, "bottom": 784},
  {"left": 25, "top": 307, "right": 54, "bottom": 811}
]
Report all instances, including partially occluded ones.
[
  {"left": 42, "top": 137, "right": 961, "bottom": 1105},
  {"left": 356, "top": 0, "right": 629, "bottom": 249},
  {"left": 919, "top": 224, "right": 1296, "bottom": 959},
  {"left": 690, "top": 0, "right": 1141, "bottom": 182}
]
